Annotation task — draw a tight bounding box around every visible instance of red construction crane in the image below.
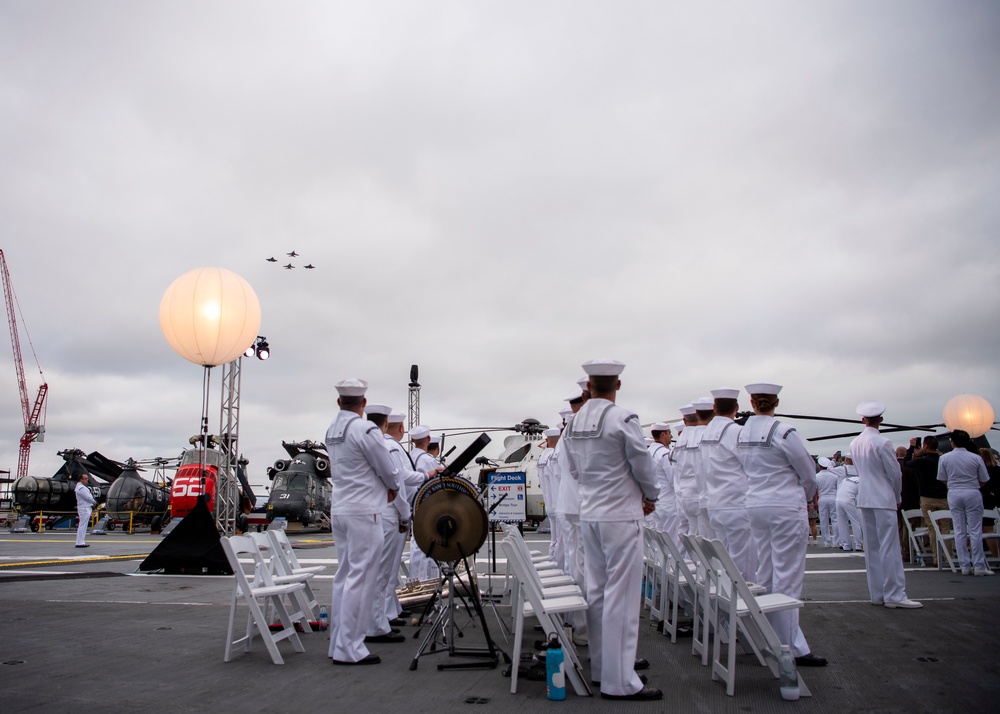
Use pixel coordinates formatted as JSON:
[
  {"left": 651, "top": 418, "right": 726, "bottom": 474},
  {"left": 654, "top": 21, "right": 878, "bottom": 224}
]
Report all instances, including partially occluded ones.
[{"left": 0, "top": 249, "right": 48, "bottom": 478}]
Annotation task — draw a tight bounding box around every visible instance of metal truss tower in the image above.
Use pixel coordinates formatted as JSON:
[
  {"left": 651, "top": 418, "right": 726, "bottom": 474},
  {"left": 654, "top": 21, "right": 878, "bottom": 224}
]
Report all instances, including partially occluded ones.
[
  {"left": 408, "top": 364, "right": 420, "bottom": 451},
  {"left": 215, "top": 358, "right": 242, "bottom": 535}
]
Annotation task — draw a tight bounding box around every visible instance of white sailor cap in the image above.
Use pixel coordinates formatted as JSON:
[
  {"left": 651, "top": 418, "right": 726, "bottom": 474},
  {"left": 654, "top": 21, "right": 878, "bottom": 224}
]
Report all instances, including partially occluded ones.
[
  {"left": 429, "top": 436, "right": 441, "bottom": 446},
  {"left": 693, "top": 396, "right": 715, "bottom": 411},
  {"left": 581, "top": 359, "right": 625, "bottom": 376},
  {"left": 543, "top": 428, "right": 560, "bottom": 438},
  {"left": 409, "top": 425, "right": 431, "bottom": 440},
  {"left": 366, "top": 404, "right": 391, "bottom": 416},
  {"left": 565, "top": 389, "right": 584, "bottom": 402},
  {"left": 679, "top": 404, "right": 697, "bottom": 416},
  {"left": 644, "top": 437, "right": 654, "bottom": 445},
  {"left": 651, "top": 421, "right": 673, "bottom": 432},
  {"left": 387, "top": 411, "right": 406, "bottom": 424},
  {"left": 856, "top": 400, "right": 886, "bottom": 418},
  {"left": 675, "top": 422, "right": 685, "bottom": 433},
  {"left": 711, "top": 388, "right": 740, "bottom": 400},
  {"left": 335, "top": 378, "right": 368, "bottom": 397},
  {"left": 745, "top": 382, "right": 782, "bottom": 395},
  {"left": 818, "top": 456, "right": 833, "bottom": 469},
  {"left": 577, "top": 377, "right": 589, "bottom": 389},
  {"left": 558, "top": 407, "right": 573, "bottom": 420}
]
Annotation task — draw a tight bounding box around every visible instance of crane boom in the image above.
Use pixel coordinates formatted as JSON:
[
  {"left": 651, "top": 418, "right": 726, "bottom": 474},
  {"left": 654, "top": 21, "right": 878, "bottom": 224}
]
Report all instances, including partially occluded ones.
[{"left": 0, "top": 249, "right": 48, "bottom": 477}]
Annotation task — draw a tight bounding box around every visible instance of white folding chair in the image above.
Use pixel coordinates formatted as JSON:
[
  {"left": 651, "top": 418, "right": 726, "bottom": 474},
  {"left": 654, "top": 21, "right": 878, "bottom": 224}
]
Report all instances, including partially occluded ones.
[
  {"left": 700, "top": 538, "right": 811, "bottom": 698},
  {"left": 261, "top": 531, "right": 324, "bottom": 626},
  {"left": 929, "top": 510, "right": 957, "bottom": 572},
  {"left": 901, "top": 508, "right": 932, "bottom": 566},
  {"left": 500, "top": 524, "right": 576, "bottom": 611},
  {"left": 501, "top": 538, "right": 591, "bottom": 697},
  {"left": 268, "top": 528, "right": 327, "bottom": 576},
  {"left": 642, "top": 527, "right": 668, "bottom": 622},
  {"left": 654, "top": 530, "right": 698, "bottom": 644},
  {"left": 679, "top": 532, "right": 717, "bottom": 666},
  {"left": 221, "top": 535, "right": 306, "bottom": 665},
  {"left": 249, "top": 532, "right": 317, "bottom": 632}
]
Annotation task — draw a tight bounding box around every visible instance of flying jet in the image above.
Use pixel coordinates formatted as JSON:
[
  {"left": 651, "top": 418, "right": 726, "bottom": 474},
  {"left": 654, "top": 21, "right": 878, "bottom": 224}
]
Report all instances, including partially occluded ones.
[
  {"left": 283, "top": 264, "right": 295, "bottom": 270},
  {"left": 287, "top": 251, "right": 299, "bottom": 257},
  {"left": 265, "top": 257, "right": 277, "bottom": 262},
  {"left": 304, "top": 264, "right": 316, "bottom": 269}
]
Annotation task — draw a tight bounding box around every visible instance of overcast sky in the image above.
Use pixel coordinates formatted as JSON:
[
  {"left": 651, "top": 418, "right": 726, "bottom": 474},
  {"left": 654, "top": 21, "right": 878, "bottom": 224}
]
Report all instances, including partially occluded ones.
[{"left": 2, "top": 1, "right": 998, "bottom": 490}]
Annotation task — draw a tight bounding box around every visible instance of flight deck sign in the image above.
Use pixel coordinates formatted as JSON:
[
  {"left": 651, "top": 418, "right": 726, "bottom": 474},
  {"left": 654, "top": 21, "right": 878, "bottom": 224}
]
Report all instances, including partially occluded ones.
[{"left": 487, "top": 471, "right": 526, "bottom": 523}]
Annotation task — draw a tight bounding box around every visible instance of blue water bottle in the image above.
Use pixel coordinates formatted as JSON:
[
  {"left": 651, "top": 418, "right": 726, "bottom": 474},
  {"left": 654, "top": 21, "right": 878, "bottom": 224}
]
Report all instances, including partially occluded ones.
[
  {"left": 319, "top": 606, "right": 329, "bottom": 632},
  {"left": 545, "top": 634, "right": 566, "bottom": 701}
]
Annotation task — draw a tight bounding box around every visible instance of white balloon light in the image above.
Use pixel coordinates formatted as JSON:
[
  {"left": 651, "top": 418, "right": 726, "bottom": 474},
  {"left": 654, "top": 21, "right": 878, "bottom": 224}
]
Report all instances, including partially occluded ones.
[
  {"left": 942, "top": 394, "right": 995, "bottom": 439},
  {"left": 159, "top": 267, "right": 261, "bottom": 367}
]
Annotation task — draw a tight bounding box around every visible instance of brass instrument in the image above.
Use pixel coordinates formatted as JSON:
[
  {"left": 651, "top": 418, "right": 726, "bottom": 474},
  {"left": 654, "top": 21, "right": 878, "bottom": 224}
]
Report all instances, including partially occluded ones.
[{"left": 395, "top": 561, "right": 478, "bottom": 608}]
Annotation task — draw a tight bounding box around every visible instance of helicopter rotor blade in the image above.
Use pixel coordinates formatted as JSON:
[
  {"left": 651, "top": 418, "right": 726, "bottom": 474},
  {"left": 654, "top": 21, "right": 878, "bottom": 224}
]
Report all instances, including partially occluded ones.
[
  {"left": 778, "top": 413, "right": 939, "bottom": 432},
  {"left": 806, "top": 431, "right": 863, "bottom": 442}
]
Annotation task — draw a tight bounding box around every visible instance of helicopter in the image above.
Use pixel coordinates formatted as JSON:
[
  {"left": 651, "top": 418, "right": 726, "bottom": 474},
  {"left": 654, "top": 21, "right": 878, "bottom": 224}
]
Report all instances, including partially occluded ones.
[
  {"left": 169, "top": 433, "right": 257, "bottom": 531},
  {"left": 264, "top": 440, "right": 332, "bottom": 531},
  {"left": 104, "top": 457, "right": 175, "bottom": 532},
  {"left": 431, "top": 418, "right": 550, "bottom": 527},
  {"left": 11, "top": 449, "right": 121, "bottom": 531}
]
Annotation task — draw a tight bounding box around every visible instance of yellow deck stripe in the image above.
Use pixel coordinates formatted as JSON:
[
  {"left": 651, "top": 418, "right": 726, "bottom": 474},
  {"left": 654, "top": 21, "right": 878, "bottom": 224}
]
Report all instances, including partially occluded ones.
[{"left": 0, "top": 554, "right": 149, "bottom": 568}]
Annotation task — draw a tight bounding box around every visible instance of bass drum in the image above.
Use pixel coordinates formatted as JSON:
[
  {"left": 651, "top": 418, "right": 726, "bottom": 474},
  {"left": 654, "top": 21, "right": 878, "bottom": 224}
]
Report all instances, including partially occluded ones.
[{"left": 412, "top": 476, "right": 488, "bottom": 563}]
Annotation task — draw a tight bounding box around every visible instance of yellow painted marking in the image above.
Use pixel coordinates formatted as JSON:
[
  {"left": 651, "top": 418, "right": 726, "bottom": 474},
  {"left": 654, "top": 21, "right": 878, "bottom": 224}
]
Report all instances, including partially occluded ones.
[
  {"left": 0, "top": 554, "right": 149, "bottom": 568},
  {"left": 0, "top": 538, "right": 161, "bottom": 544}
]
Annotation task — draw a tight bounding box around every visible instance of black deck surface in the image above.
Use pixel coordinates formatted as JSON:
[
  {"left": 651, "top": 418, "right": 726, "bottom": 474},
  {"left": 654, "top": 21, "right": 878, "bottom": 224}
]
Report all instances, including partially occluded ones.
[{"left": 1, "top": 530, "right": 997, "bottom": 713}]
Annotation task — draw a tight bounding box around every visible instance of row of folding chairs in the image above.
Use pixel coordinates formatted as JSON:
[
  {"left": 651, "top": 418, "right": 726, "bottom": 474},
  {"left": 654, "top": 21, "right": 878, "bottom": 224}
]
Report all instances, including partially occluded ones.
[
  {"left": 902, "top": 508, "right": 1000, "bottom": 572},
  {"left": 221, "top": 529, "right": 327, "bottom": 665},
  {"left": 498, "top": 524, "right": 593, "bottom": 697},
  {"left": 641, "top": 526, "right": 812, "bottom": 698}
]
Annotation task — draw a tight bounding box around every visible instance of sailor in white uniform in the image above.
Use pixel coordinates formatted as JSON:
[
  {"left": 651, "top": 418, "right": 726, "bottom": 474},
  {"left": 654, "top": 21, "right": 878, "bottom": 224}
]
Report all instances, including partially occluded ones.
[
  {"left": 362, "top": 404, "right": 410, "bottom": 642},
  {"left": 701, "top": 388, "right": 756, "bottom": 582},
  {"left": 537, "top": 428, "right": 560, "bottom": 540},
  {"left": 815, "top": 457, "right": 840, "bottom": 547},
  {"left": 325, "top": 379, "right": 401, "bottom": 665},
  {"left": 736, "top": 382, "right": 826, "bottom": 667},
  {"left": 74, "top": 474, "right": 97, "bottom": 547},
  {"left": 691, "top": 396, "right": 719, "bottom": 540},
  {"left": 832, "top": 457, "right": 863, "bottom": 551},
  {"left": 427, "top": 436, "right": 441, "bottom": 461},
  {"left": 851, "top": 401, "right": 921, "bottom": 608},
  {"left": 549, "top": 406, "right": 574, "bottom": 570},
  {"left": 674, "top": 403, "right": 702, "bottom": 536},
  {"left": 937, "top": 429, "right": 992, "bottom": 575},
  {"left": 366, "top": 406, "right": 437, "bottom": 637},
  {"left": 556, "top": 388, "right": 588, "bottom": 641},
  {"left": 407, "top": 425, "right": 441, "bottom": 582},
  {"left": 647, "top": 422, "right": 678, "bottom": 540},
  {"left": 562, "top": 359, "right": 662, "bottom": 701}
]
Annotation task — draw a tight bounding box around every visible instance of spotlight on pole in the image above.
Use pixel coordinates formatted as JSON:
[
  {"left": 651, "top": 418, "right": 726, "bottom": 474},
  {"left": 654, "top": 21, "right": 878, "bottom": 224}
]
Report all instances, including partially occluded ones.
[{"left": 244, "top": 335, "right": 270, "bottom": 360}]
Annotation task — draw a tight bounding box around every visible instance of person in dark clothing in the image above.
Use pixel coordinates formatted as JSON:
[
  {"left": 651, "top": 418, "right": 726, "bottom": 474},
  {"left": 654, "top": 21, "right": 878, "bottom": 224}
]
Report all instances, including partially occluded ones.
[
  {"left": 910, "top": 436, "right": 947, "bottom": 566},
  {"left": 979, "top": 448, "right": 1000, "bottom": 559},
  {"left": 899, "top": 443, "right": 922, "bottom": 559}
]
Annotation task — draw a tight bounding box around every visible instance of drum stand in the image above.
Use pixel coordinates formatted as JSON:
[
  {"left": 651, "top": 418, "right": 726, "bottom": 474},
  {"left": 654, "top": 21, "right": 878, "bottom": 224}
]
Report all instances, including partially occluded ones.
[{"left": 409, "top": 555, "right": 503, "bottom": 671}]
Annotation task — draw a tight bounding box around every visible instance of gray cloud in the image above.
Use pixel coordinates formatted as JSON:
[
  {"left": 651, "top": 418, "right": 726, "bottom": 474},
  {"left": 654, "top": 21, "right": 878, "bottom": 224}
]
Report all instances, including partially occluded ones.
[{"left": 2, "top": 1, "right": 998, "bottom": 486}]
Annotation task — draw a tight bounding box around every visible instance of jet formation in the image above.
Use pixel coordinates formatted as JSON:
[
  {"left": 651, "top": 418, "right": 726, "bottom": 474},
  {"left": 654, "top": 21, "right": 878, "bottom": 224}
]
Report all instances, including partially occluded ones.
[{"left": 266, "top": 251, "right": 315, "bottom": 270}]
